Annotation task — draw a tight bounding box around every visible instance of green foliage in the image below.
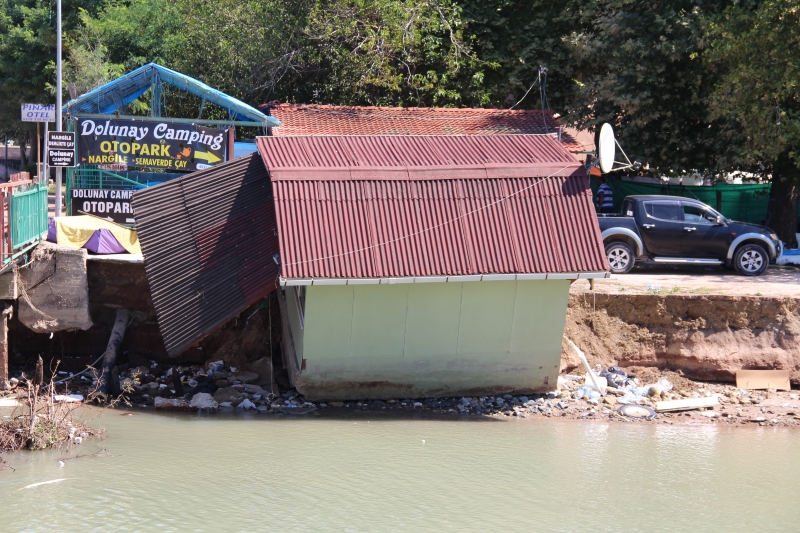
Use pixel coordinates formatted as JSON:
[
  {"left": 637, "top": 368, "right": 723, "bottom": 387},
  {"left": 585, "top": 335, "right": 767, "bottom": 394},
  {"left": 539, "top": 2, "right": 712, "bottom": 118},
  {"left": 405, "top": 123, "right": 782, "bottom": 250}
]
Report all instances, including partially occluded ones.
[
  {"left": 567, "top": 0, "right": 732, "bottom": 174},
  {"left": 459, "top": 0, "right": 597, "bottom": 111},
  {"left": 707, "top": 0, "right": 800, "bottom": 167},
  {"left": 303, "top": 0, "right": 487, "bottom": 106}
]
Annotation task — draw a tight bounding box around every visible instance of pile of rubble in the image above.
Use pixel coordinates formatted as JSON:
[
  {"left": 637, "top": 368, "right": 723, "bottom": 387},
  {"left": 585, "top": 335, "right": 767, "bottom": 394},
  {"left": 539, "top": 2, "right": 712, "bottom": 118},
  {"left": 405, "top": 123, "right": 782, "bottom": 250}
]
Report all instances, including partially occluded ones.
[{"left": 10, "top": 359, "right": 797, "bottom": 426}]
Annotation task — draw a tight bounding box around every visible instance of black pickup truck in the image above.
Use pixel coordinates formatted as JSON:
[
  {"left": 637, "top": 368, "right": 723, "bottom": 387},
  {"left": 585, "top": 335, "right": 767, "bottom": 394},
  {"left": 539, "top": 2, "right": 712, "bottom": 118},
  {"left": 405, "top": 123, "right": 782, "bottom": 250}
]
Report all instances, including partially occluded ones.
[{"left": 598, "top": 195, "right": 781, "bottom": 276}]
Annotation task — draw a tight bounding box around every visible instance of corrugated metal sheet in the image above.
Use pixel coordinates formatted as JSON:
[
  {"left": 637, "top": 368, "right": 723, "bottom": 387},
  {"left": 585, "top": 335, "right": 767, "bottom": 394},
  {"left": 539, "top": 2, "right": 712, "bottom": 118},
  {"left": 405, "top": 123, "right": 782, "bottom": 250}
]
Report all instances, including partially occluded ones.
[
  {"left": 266, "top": 104, "right": 583, "bottom": 152},
  {"left": 132, "top": 153, "right": 280, "bottom": 356},
  {"left": 257, "top": 135, "right": 607, "bottom": 279},
  {"left": 257, "top": 135, "right": 579, "bottom": 181}
]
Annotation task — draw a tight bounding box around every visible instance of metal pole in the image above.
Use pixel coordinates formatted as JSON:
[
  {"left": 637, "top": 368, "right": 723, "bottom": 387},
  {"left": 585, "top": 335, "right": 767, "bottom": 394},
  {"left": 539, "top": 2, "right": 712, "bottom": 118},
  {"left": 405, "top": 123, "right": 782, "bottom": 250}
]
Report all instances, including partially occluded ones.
[
  {"left": 37, "top": 122, "right": 41, "bottom": 179},
  {"left": 3, "top": 135, "right": 7, "bottom": 181},
  {"left": 43, "top": 122, "right": 48, "bottom": 188},
  {"left": 54, "top": 0, "right": 63, "bottom": 217}
]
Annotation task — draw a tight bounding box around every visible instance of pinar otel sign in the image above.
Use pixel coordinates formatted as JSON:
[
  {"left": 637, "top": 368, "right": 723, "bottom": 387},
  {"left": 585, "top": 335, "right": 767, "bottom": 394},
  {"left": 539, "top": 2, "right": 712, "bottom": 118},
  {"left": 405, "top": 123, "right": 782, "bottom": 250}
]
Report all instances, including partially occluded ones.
[{"left": 77, "top": 118, "right": 227, "bottom": 171}]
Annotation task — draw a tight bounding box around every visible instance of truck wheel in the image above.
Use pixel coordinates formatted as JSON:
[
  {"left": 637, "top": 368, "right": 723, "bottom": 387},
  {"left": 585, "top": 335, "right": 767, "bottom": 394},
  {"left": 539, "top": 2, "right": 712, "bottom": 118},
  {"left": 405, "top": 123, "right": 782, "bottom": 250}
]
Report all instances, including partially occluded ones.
[
  {"left": 734, "top": 244, "right": 768, "bottom": 276},
  {"left": 605, "top": 241, "right": 635, "bottom": 274}
]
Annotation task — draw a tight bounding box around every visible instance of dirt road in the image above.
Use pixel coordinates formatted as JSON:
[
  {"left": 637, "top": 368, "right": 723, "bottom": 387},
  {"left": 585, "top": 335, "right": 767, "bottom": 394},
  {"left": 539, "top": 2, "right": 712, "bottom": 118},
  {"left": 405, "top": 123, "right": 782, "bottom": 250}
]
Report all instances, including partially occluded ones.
[{"left": 572, "top": 265, "right": 800, "bottom": 298}]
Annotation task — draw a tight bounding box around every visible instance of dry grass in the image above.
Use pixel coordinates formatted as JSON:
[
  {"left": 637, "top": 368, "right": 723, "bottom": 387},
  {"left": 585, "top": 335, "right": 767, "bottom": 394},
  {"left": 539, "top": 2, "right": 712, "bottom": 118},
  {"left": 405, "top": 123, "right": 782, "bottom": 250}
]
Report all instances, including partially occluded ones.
[{"left": 0, "top": 380, "right": 100, "bottom": 454}]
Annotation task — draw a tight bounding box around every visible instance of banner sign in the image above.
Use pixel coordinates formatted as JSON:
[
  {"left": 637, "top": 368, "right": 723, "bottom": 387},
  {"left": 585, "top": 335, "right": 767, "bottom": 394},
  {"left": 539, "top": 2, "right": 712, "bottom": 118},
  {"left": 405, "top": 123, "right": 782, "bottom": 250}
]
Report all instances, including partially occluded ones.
[
  {"left": 21, "top": 104, "right": 55, "bottom": 122},
  {"left": 47, "top": 131, "right": 76, "bottom": 167},
  {"left": 70, "top": 188, "right": 136, "bottom": 225},
  {"left": 77, "top": 118, "right": 226, "bottom": 172}
]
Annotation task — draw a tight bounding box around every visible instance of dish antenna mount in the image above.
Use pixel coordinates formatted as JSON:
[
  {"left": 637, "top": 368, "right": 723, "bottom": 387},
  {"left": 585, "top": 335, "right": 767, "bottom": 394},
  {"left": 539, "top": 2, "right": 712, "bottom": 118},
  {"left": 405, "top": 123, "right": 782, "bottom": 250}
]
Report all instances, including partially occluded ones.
[{"left": 595, "top": 123, "right": 639, "bottom": 173}]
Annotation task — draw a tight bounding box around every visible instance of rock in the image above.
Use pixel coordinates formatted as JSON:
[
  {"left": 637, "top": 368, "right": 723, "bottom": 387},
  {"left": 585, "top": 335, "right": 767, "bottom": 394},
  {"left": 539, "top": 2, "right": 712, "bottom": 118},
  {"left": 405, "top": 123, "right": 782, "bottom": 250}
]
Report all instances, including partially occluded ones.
[
  {"left": 243, "top": 383, "right": 265, "bottom": 395},
  {"left": 603, "top": 396, "right": 617, "bottom": 406},
  {"left": 238, "top": 399, "right": 256, "bottom": 410},
  {"left": 189, "top": 392, "right": 218, "bottom": 410},
  {"left": 246, "top": 357, "right": 275, "bottom": 388},
  {"left": 460, "top": 397, "right": 471, "bottom": 406},
  {"left": 502, "top": 394, "right": 513, "bottom": 400},
  {"left": 214, "top": 387, "right": 247, "bottom": 405},
  {"left": 413, "top": 402, "right": 423, "bottom": 408},
  {"left": 229, "top": 371, "right": 259, "bottom": 384},
  {"left": 329, "top": 401, "right": 344, "bottom": 407},
  {"left": 518, "top": 396, "right": 529, "bottom": 403},
  {"left": 215, "top": 379, "right": 230, "bottom": 388},
  {"left": 495, "top": 398, "right": 505, "bottom": 407},
  {"left": 154, "top": 397, "right": 189, "bottom": 410}
]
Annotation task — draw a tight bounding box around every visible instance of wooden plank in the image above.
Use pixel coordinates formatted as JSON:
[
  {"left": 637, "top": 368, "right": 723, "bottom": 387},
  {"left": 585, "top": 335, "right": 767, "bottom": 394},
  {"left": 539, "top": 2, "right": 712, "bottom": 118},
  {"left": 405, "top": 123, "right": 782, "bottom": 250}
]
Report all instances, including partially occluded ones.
[
  {"left": 656, "top": 396, "right": 719, "bottom": 412},
  {"left": 736, "top": 370, "right": 790, "bottom": 391}
]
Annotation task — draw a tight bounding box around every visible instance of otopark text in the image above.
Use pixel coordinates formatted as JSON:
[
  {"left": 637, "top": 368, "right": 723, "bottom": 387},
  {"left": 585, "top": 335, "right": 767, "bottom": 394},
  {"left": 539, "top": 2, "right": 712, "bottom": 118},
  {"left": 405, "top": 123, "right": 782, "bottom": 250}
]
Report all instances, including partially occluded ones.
[{"left": 78, "top": 118, "right": 226, "bottom": 171}]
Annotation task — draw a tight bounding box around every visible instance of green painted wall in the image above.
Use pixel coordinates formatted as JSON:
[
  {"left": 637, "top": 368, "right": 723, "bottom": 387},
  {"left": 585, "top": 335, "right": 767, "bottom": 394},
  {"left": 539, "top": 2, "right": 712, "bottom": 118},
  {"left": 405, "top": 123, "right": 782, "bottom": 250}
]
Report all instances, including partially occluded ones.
[{"left": 285, "top": 280, "right": 570, "bottom": 400}]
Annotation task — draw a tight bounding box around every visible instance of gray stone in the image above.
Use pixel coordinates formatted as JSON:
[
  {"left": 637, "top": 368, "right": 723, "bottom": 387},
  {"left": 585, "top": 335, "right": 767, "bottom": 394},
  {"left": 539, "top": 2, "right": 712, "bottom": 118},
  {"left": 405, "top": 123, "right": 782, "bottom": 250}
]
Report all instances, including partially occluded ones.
[
  {"left": 214, "top": 387, "right": 247, "bottom": 405},
  {"left": 495, "top": 398, "right": 505, "bottom": 407},
  {"left": 229, "top": 371, "right": 259, "bottom": 384},
  {"left": 189, "top": 392, "right": 218, "bottom": 410},
  {"left": 460, "top": 397, "right": 471, "bottom": 406},
  {"left": 246, "top": 357, "right": 276, "bottom": 389},
  {"left": 518, "top": 396, "right": 529, "bottom": 403},
  {"left": 154, "top": 397, "right": 188, "bottom": 410},
  {"left": 502, "top": 394, "right": 513, "bottom": 400}
]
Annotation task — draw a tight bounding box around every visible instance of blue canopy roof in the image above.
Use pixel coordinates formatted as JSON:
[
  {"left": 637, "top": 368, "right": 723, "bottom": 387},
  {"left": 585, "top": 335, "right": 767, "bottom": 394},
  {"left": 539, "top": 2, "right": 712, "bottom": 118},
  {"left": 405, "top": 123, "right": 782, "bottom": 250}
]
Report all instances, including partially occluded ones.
[{"left": 63, "top": 63, "right": 280, "bottom": 127}]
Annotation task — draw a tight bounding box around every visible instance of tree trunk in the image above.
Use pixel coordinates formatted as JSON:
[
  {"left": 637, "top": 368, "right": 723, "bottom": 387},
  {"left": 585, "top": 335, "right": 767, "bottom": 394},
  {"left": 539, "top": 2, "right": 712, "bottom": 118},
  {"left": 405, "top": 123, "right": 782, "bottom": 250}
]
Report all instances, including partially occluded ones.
[
  {"left": 766, "top": 153, "right": 800, "bottom": 248},
  {"left": 19, "top": 132, "right": 29, "bottom": 169},
  {"left": 97, "top": 309, "right": 131, "bottom": 398}
]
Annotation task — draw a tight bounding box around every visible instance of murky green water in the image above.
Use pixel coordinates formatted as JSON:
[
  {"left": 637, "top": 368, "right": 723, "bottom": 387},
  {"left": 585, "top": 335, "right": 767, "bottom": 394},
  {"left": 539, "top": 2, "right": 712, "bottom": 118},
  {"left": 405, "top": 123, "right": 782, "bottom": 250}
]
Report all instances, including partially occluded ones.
[{"left": 1, "top": 410, "right": 798, "bottom": 532}]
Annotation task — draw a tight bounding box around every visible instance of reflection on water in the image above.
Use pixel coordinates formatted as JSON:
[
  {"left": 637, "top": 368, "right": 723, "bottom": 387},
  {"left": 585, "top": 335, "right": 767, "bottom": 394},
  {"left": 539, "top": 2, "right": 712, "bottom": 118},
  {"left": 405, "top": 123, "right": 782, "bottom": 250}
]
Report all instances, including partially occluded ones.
[{"left": 1, "top": 410, "right": 798, "bottom": 533}]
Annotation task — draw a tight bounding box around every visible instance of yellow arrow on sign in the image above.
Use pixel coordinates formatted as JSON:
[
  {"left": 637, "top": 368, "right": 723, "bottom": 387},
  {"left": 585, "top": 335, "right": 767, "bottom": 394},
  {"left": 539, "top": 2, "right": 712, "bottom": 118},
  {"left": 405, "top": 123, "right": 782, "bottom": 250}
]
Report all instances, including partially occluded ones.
[{"left": 194, "top": 151, "right": 221, "bottom": 163}]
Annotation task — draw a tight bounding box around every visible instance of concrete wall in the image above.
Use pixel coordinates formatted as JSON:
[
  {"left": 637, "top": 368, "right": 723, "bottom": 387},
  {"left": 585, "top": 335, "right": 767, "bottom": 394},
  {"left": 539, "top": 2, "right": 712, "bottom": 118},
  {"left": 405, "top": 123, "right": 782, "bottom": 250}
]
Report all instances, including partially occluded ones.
[{"left": 286, "top": 280, "right": 570, "bottom": 400}]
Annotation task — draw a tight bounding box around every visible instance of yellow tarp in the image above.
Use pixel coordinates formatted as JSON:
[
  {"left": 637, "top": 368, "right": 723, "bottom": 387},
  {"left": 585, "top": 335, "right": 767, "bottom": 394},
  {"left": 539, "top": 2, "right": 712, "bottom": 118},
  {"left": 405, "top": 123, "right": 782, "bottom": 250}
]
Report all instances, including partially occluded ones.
[{"left": 54, "top": 216, "right": 142, "bottom": 255}]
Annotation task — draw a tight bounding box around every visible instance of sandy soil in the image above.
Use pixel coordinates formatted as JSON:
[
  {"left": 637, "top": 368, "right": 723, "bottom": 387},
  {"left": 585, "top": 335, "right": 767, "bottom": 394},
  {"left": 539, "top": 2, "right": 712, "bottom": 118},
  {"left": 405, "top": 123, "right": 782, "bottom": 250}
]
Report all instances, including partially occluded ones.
[{"left": 571, "top": 265, "right": 800, "bottom": 298}]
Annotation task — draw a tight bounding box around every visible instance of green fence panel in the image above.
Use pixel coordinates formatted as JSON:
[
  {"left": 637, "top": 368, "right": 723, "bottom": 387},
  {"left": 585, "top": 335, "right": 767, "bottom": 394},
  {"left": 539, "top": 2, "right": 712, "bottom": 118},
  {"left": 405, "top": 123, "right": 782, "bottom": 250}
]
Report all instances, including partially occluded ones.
[
  {"left": 11, "top": 183, "right": 49, "bottom": 250},
  {"left": 590, "top": 177, "right": 781, "bottom": 226}
]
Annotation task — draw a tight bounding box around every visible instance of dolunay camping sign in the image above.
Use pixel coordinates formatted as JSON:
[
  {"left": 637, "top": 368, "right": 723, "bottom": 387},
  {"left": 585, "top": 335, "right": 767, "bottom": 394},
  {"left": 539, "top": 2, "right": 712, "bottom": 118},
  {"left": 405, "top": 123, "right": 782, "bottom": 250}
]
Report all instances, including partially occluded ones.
[{"left": 77, "top": 118, "right": 227, "bottom": 172}]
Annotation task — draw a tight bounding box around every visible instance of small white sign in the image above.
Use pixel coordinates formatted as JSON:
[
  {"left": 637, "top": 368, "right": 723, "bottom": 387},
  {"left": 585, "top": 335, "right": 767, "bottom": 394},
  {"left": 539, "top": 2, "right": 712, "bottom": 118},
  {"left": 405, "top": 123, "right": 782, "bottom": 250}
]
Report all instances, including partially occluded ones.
[{"left": 21, "top": 103, "right": 55, "bottom": 123}]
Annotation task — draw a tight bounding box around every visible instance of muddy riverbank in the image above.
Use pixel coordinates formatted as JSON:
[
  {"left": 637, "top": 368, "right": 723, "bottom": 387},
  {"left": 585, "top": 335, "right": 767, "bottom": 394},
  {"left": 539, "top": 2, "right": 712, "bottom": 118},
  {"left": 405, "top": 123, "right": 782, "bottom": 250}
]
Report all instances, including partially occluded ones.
[{"left": 564, "top": 285, "right": 800, "bottom": 384}]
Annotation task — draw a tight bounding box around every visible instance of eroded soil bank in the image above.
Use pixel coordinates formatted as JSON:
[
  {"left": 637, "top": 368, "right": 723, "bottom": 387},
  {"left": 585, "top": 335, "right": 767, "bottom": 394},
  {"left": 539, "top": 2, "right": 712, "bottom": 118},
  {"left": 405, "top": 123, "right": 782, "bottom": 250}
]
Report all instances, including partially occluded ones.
[{"left": 562, "top": 291, "right": 800, "bottom": 384}]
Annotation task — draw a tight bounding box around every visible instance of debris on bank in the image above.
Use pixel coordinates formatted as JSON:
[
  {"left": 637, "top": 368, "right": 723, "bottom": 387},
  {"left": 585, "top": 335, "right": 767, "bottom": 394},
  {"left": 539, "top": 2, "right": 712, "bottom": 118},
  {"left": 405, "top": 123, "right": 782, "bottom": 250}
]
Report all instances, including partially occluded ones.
[{"left": 4, "top": 359, "right": 797, "bottom": 428}]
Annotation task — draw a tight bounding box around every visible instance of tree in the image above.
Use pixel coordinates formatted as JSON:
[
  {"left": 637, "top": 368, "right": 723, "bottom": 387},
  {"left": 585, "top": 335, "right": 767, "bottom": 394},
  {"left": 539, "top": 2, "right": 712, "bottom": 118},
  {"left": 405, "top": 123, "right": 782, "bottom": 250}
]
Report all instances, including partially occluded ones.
[
  {"left": 458, "top": 0, "right": 597, "bottom": 111},
  {"left": 0, "top": 0, "right": 106, "bottom": 168},
  {"left": 567, "top": 0, "right": 732, "bottom": 172},
  {"left": 707, "top": 0, "right": 800, "bottom": 245}
]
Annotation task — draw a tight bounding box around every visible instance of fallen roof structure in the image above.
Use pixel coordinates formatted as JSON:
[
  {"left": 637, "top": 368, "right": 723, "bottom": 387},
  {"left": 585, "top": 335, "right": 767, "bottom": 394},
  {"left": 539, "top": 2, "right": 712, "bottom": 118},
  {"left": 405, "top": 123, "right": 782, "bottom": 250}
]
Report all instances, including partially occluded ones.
[{"left": 132, "top": 153, "right": 280, "bottom": 355}]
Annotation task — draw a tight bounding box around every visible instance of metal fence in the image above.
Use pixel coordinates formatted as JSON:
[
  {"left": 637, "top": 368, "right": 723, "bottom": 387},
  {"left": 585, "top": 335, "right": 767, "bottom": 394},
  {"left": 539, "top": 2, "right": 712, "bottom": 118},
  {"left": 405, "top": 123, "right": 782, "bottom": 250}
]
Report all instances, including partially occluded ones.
[{"left": 0, "top": 175, "right": 49, "bottom": 264}]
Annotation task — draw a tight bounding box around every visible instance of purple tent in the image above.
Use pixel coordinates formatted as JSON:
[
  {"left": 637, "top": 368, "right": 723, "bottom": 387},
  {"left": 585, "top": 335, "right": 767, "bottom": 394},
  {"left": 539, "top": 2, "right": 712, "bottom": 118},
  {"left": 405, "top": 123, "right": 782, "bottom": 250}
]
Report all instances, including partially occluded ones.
[{"left": 47, "top": 219, "right": 128, "bottom": 254}]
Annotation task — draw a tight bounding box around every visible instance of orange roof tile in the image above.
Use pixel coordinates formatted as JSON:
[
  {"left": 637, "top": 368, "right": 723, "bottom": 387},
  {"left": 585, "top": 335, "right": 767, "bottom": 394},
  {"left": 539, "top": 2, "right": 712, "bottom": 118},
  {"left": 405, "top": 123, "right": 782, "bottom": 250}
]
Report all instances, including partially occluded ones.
[{"left": 264, "top": 104, "right": 585, "bottom": 153}]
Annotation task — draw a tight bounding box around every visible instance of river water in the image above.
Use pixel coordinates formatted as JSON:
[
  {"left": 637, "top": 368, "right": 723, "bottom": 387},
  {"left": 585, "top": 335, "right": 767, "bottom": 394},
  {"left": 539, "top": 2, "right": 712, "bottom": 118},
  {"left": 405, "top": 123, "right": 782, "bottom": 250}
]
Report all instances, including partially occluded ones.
[{"left": 1, "top": 410, "right": 798, "bottom": 532}]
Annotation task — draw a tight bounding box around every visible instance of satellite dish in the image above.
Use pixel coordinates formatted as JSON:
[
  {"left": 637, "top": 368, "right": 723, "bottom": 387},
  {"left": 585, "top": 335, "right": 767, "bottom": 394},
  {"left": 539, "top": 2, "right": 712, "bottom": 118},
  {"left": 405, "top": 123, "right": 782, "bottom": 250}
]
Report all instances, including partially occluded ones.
[{"left": 597, "top": 123, "right": 616, "bottom": 174}]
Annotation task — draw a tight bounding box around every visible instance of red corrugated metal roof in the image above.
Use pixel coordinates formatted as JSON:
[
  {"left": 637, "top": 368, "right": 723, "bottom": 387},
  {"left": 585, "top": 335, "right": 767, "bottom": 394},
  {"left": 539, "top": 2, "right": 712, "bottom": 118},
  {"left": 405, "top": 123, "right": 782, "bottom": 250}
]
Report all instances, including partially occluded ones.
[
  {"left": 256, "top": 135, "right": 606, "bottom": 278},
  {"left": 265, "top": 104, "right": 584, "bottom": 152}
]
